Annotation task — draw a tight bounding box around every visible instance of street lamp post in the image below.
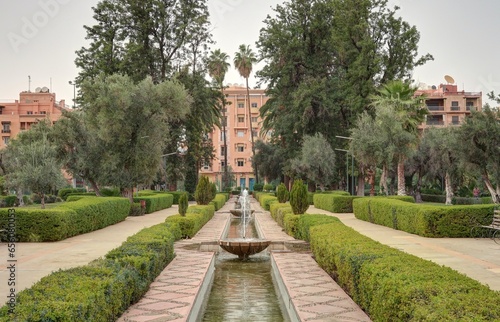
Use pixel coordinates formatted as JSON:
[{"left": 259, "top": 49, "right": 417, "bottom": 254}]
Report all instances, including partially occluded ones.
[
  {"left": 336, "top": 136, "right": 354, "bottom": 195},
  {"left": 68, "top": 80, "right": 76, "bottom": 108},
  {"left": 335, "top": 148, "right": 349, "bottom": 193}
]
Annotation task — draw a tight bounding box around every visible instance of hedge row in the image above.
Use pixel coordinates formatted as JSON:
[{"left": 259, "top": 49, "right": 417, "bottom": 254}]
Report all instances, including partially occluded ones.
[
  {"left": 353, "top": 197, "right": 495, "bottom": 237},
  {"left": 0, "top": 221, "right": 181, "bottom": 321},
  {"left": 209, "top": 193, "right": 229, "bottom": 211},
  {"left": 308, "top": 219, "right": 500, "bottom": 321},
  {"left": 421, "top": 194, "right": 493, "bottom": 205},
  {"left": 307, "top": 190, "right": 350, "bottom": 205},
  {"left": 57, "top": 188, "right": 87, "bottom": 200},
  {"left": 314, "top": 194, "right": 415, "bottom": 214},
  {"left": 165, "top": 204, "right": 215, "bottom": 238},
  {"left": 133, "top": 194, "right": 173, "bottom": 214},
  {"left": 0, "top": 197, "right": 130, "bottom": 242}
]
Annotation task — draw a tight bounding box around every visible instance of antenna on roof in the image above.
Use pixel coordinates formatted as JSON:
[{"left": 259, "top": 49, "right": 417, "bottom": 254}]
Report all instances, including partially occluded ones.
[
  {"left": 28, "top": 75, "right": 31, "bottom": 92},
  {"left": 444, "top": 75, "right": 455, "bottom": 84}
]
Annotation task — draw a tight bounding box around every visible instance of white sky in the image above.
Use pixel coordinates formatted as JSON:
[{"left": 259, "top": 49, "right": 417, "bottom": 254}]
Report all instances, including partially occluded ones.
[{"left": 1, "top": 0, "right": 499, "bottom": 105}]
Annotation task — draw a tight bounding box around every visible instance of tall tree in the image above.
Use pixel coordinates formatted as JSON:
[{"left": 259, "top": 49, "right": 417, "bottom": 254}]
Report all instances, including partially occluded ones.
[
  {"left": 234, "top": 44, "right": 259, "bottom": 183},
  {"left": 4, "top": 122, "right": 66, "bottom": 209},
  {"left": 371, "top": 80, "right": 427, "bottom": 195},
  {"left": 207, "top": 49, "right": 231, "bottom": 190},
  {"left": 257, "top": 0, "right": 432, "bottom": 182},
  {"left": 456, "top": 106, "right": 500, "bottom": 204},
  {"left": 290, "top": 134, "right": 336, "bottom": 191},
  {"left": 80, "top": 74, "right": 192, "bottom": 201}
]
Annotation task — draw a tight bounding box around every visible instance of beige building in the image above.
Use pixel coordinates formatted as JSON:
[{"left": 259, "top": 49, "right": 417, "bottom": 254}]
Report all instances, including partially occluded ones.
[
  {"left": 0, "top": 88, "right": 69, "bottom": 148},
  {"left": 415, "top": 83, "right": 482, "bottom": 129},
  {"left": 200, "top": 85, "right": 269, "bottom": 191}
]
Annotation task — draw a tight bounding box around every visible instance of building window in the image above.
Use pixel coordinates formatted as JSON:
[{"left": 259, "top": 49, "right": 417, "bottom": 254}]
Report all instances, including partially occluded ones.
[
  {"left": 220, "top": 161, "right": 226, "bottom": 167},
  {"left": 252, "top": 129, "right": 258, "bottom": 137},
  {"left": 220, "top": 130, "right": 226, "bottom": 141},
  {"left": 237, "top": 130, "right": 244, "bottom": 137},
  {"left": 1, "top": 123, "right": 11, "bottom": 133},
  {"left": 27, "top": 111, "right": 33, "bottom": 115},
  {"left": 237, "top": 144, "right": 244, "bottom": 152},
  {"left": 451, "top": 116, "right": 460, "bottom": 125},
  {"left": 238, "top": 102, "right": 245, "bottom": 108},
  {"left": 237, "top": 115, "right": 245, "bottom": 123},
  {"left": 251, "top": 102, "right": 258, "bottom": 108},
  {"left": 222, "top": 116, "right": 227, "bottom": 127},
  {"left": 451, "top": 101, "right": 460, "bottom": 111},
  {"left": 2, "top": 137, "right": 9, "bottom": 145},
  {"left": 221, "top": 146, "right": 226, "bottom": 156},
  {"left": 251, "top": 117, "right": 258, "bottom": 123},
  {"left": 237, "top": 159, "right": 244, "bottom": 167},
  {"left": 203, "top": 161, "right": 210, "bottom": 170},
  {"left": 40, "top": 111, "right": 47, "bottom": 114}
]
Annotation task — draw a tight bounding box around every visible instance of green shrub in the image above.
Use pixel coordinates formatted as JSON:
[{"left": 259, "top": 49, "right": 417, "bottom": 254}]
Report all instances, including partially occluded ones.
[
  {"left": 178, "top": 192, "right": 188, "bottom": 216},
  {"left": 129, "top": 202, "right": 145, "bottom": 216},
  {"left": 132, "top": 194, "right": 173, "bottom": 214},
  {"left": 165, "top": 205, "right": 215, "bottom": 238},
  {"left": 168, "top": 191, "right": 193, "bottom": 204},
  {"left": 270, "top": 202, "right": 292, "bottom": 221},
  {"left": 100, "top": 187, "right": 120, "bottom": 197},
  {"left": 290, "top": 179, "right": 309, "bottom": 215},
  {"left": 66, "top": 195, "right": 97, "bottom": 202},
  {"left": 421, "top": 194, "right": 445, "bottom": 203},
  {"left": 277, "top": 183, "right": 289, "bottom": 203},
  {"left": 259, "top": 195, "right": 278, "bottom": 211},
  {"left": 31, "top": 194, "right": 59, "bottom": 204},
  {"left": 353, "top": 197, "right": 495, "bottom": 237},
  {"left": 263, "top": 183, "right": 274, "bottom": 192},
  {"left": 253, "top": 183, "right": 264, "bottom": 191},
  {"left": 313, "top": 194, "right": 361, "bottom": 213},
  {"left": 0, "top": 195, "right": 18, "bottom": 207},
  {"left": 295, "top": 214, "right": 340, "bottom": 241},
  {"left": 209, "top": 193, "right": 227, "bottom": 211},
  {"left": 308, "top": 219, "right": 500, "bottom": 321},
  {"left": 195, "top": 176, "right": 213, "bottom": 205},
  {"left": 58, "top": 188, "right": 87, "bottom": 200}
]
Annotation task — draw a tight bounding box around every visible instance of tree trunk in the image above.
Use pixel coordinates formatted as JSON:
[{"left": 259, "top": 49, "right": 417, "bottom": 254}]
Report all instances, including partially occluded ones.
[
  {"left": 245, "top": 77, "right": 258, "bottom": 183},
  {"left": 121, "top": 187, "right": 134, "bottom": 203},
  {"left": 221, "top": 84, "right": 228, "bottom": 191},
  {"left": 368, "top": 168, "right": 375, "bottom": 197},
  {"left": 88, "top": 179, "right": 102, "bottom": 196},
  {"left": 482, "top": 171, "right": 500, "bottom": 204},
  {"left": 308, "top": 181, "right": 315, "bottom": 192},
  {"left": 357, "top": 164, "right": 364, "bottom": 196},
  {"left": 444, "top": 171, "right": 454, "bottom": 205},
  {"left": 41, "top": 193, "right": 45, "bottom": 209},
  {"left": 284, "top": 175, "right": 291, "bottom": 191},
  {"left": 16, "top": 188, "right": 24, "bottom": 207},
  {"left": 379, "top": 164, "right": 388, "bottom": 196},
  {"left": 397, "top": 157, "right": 406, "bottom": 196},
  {"left": 415, "top": 167, "right": 423, "bottom": 203}
]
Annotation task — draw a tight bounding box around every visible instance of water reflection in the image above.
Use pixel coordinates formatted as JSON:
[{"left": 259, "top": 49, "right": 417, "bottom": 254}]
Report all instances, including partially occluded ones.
[{"left": 202, "top": 255, "right": 289, "bottom": 322}]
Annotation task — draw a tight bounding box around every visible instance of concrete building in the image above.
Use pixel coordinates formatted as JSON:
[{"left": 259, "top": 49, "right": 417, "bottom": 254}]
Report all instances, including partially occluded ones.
[
  {"left": 415, "top": 83, "right": 482, "bottom": 129},
  {"left": 0, "top": 88, "right": 70, "bottom": 148},
  {"left": 200, "top": 85, "right": 269, "bottom": 191}
]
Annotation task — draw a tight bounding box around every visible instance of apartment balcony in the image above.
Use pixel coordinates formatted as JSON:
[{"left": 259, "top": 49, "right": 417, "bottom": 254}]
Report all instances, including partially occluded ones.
[
  {"left": 466, "top": 106, "right": 477, "bottom": 111},
  {"left": 426, "top": 105, "right": 444, "bottom": 111},
  {"left": 426, "top": 120, "right": 445, "bottom": 126},
  {"left": 1, "top": 129, "right": 11, "bottom": 133}
]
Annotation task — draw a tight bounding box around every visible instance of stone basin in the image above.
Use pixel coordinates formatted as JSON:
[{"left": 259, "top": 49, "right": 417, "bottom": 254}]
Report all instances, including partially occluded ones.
[
  {"left": 219, "top": 239, "right": 271, "bottom": 259},
  {"left": 229, "top": 209, "right": 255, "bottom": 217}
]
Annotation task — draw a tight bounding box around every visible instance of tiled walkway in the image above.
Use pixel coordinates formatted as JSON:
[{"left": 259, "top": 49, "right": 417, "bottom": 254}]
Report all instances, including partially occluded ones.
[{"left": 118, "top": 198, "right": 371, "bottom": 321}]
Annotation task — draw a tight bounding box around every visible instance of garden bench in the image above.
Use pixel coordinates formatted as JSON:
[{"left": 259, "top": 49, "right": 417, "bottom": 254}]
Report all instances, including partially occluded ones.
[{"left": 471, "top": 210, "right": 500, "bottom": 244}]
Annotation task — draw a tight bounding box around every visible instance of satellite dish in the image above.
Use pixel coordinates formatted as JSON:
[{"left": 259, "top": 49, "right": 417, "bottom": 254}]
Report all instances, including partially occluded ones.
[
  {"left": 35, "top": 87, "right": 42, "bottom": 93},
  {"left": 444, "top": 75, "right": 455, "bottom": 84},
  {"left": 41, "top": 87, "right": 49, "bottom": 93}
]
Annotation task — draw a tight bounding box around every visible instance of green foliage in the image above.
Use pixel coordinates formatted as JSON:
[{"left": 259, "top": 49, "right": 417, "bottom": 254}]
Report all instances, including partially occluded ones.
[
  {"left": 58, "top": 188, "right": 87, "bottom": 200},
  {"left": 353, "top": 197, "right": 495, "bottom": 237},
  {"left": 295, "top": 214, "right": 340, "bottom": 242},
  {"left": 313, "top": 194, "right": 362, "bottom": 213},
  {"left": 194, "top": 176, "right": 213, "bottom": 205},
  {"left": 290, "top": 179, "right": 309, "bottom": 215},
  {"left": 0, "top": 197, "right": 130, "bottom": 242},
  {"left": 209, "top": 194, "right": 227, "bottom": 211},
  {"left": 253, "top": 183, "right": 264, "bottom": 192},
  {"left": 276, "top": 183, "right": 289, "bottom": 203},
  {"left": 259, "top": 195, "right": 278, "bottom": 211},
  {"left": 308, "top": 220, "right": 500, "bottom": 321},
  {"left": 132, "top": 194, "right": 174, "bottom": 214},
  {"left": 178, "top": 192, "right": 188, "bottom": 216},
  {"left": 129, "top": 202, "right": 145, "bottom": 216},
  {"left": 0, "top": 195, "right": 18, "bottom": 207},
  {"left": 263, "top": 183, "right": 275, "bottom": 191},
  {"left": 100, "top": 187, "right": 120, "bottom": 196},
  {"left": 165, "top": 205, "right": 215, "bottom": 238},
  {"left": 66, "top": 195, "right": 97, "bottom": 202}
]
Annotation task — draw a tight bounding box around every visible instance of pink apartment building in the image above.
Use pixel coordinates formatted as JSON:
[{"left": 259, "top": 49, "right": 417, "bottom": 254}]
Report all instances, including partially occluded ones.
[
  {"left": 199, "top": 85, "right": 269, "bottom": 191},
  {"left": 0, "top": 88, "right": 69, "bottom": 148},
  {"left": 415, "top": 83, "right": 482, "bottom": 129}
]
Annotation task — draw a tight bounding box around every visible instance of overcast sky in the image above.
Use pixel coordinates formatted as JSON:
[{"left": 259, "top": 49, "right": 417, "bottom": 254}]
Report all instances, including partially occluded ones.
[{"left": 1, "top": 0, "right": 499, "bottom": 105}]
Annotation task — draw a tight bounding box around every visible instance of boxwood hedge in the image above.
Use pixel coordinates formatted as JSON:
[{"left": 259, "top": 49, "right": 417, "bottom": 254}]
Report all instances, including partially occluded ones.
[{"left": 133, "top": 194, "right": 173, "bottom": 214}]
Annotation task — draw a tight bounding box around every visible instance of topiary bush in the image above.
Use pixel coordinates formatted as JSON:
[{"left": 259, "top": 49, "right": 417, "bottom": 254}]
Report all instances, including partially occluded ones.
[
  {"left": 253, "top": 183, "right": 264, "bottom": 192},
  {"left": 263, "top": 183, "right": 274, "bottom": 192},
  {"left": 195, "top": 176, "right": 213, "bottom": 205},
  {"left": 290, "top": 179, "right": 309, "bottom": 215},
  {"left": 178, "top": 192, "right": 188, "bottom": 216},
  {"left": 277, "top": 183, "right": 289, "bottom": 203}
]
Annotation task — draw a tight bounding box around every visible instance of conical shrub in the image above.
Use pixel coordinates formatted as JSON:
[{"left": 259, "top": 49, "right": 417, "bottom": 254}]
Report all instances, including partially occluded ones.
[
  {"left": 290, "top": 179, "right": 309, "bottom": 215},
  {"left": 277, "top": 183, "right": 289, "bottom": 203},
  {"left": 179, "top": 192, "right": 188, "bottom": 216},
  {"left": 195, "top": 176, "right": 212, "bottom": 205}
]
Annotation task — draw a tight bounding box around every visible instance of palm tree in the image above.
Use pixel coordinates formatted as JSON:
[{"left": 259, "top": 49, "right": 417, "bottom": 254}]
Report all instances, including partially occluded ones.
[
  {"left": 207, "top": 49, "right": 230, "bottom": 190},
  {"left": 234, "top": 44, "right": 259, "bottom": 183},
  {"left": 371, "top": 80, "right": 427, "bottom": 196}
]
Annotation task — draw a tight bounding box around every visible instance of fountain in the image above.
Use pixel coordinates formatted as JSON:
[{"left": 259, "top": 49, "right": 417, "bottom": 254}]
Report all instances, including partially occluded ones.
[{"left": 219, "top": 189, "right": 271, "bottom": 259}]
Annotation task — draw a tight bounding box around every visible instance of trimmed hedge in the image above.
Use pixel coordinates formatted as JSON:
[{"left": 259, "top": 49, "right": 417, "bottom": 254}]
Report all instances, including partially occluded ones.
[
  {"left": 66, "top": 195, "right": 97, "bottom": 202},
  {"left": 307, "top": 190, "right": 350, "bottom": 205},
  {"left": 308, "top": 220, "right": 500, "bottom": 321},
  {"left": 0, "top": 221, "right": 181, "bottom": 321},
  {"left": 314, "top": 194, "right": 361, "bottom": 213},
  {"left": 0, "top": 197, "right": 130, "bottom": 242},
  {"left": 133, "top": 194, "right": 173, "bottom": 214},
  {"left": 353, "top": 197, "right": 495, "bottom": 237},
  {"left": 259, "top": 195, "right": 278, "bottom": 211},
  {"left": 58, "top": 188, "right": 87, "bottom": 200},
  {"left": 209, "top": 193, "right": 228, "bottom": 211},
  {"left": 165, "top": 205, "right": 215, "bottom": 238}
]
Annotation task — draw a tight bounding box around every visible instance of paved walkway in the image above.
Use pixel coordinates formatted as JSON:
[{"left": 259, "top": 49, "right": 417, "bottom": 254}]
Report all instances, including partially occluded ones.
[
  {"left": 0, "top": 205, "right": 181, "bottom": 301},
  {"left": 307, "top": 206, "right": 500, "bottom": 291}
]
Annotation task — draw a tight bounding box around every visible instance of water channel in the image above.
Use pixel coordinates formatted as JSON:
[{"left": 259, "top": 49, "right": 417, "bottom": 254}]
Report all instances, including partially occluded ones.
[{"left": 201, "top": 198, "right": 290, "bottom": 321}]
